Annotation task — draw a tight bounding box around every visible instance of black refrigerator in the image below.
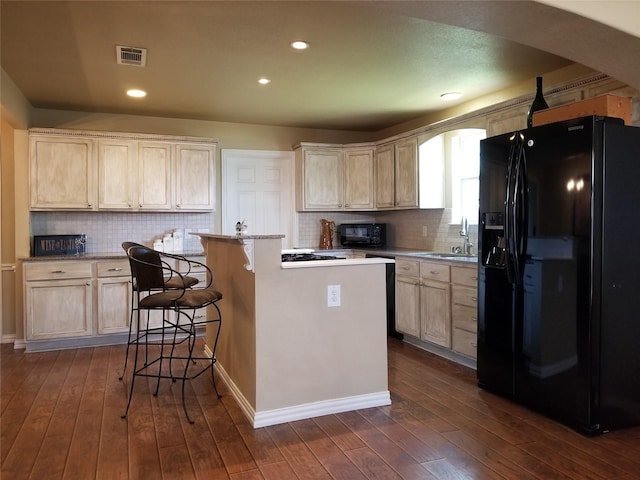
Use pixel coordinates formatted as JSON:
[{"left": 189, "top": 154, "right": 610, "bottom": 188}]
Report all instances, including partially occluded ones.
[{"left": 477, "top": 115, "right": 640, "bottom": 436}]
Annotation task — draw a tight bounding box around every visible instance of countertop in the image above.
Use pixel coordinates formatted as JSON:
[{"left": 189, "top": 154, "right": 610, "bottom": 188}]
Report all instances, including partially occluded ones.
[{"left": 21, "top": 250, "right": 206, "bottom": 262}]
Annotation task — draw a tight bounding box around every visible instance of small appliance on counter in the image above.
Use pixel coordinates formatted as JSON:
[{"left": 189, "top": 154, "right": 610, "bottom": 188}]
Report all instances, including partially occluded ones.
[
  {"left": 33, "top": 234, "right": 87, "bottom": 256},
  {"left": 339, "top": 223, "right": 386, "bottom": 248}
]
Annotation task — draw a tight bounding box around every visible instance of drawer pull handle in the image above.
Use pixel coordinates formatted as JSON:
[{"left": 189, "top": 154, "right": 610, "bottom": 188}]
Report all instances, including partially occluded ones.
[
  {"left": 430, "top": 270, "right": 440, "bottom": 275},
  {"left": 471, "top": 296, "right": 477, "bottom": 301},
  {"left": 108, "top": 268, "right": 123, "bottom": 272},
  {"left": 51, "top": 270, "right": 65, "bottom": 274},
  {"left": 471, "top": 342, "right": 477, "bottom": 348},
  {"left": 471, "top": 277, "right": 478, "bottom": 281}
]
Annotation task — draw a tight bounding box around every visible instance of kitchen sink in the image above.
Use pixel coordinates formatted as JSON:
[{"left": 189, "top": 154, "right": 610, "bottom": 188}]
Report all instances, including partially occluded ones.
[{"left": 412, "top": 252, "right": 478, "bottom": 260}]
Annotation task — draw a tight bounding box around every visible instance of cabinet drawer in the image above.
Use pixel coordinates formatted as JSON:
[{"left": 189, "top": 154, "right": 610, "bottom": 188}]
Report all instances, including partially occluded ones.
[
  {"left": 451, "top": 266, "right": 478, "bottom": 287},
  {"left": 452, "top": 304, "right": 477, "bottom": 333},
  {"left": 452, "top": 328, "right": 477, "bottom": 359},
  {"left": 176, "top": 256, "right": 207, "bottom": 274},
  {"left": 25, "top": 261, "right": 92, "bottom": 281},
  {"left": 396, "top": 258, "right": 420, "bottom": 277},
  {"left": 96, "top": 260, "right": 130, "bottom": 277},
  {"left": 452, "top": 285, "right": 477, "bottom": 307},
  {"left": 420, "top": 262, "right": 450, "bottom": 282}
]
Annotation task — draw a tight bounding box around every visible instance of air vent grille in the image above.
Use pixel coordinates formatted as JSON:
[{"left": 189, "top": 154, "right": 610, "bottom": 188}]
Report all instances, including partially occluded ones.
[{"left": 116, "top": 46, "right": 147, "bottom": 66}]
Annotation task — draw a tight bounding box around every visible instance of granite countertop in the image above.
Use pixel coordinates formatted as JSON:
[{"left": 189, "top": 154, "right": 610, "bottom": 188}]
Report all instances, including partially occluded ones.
[{"left": 21, "top": 250, "right": 205, "bottom": 262}]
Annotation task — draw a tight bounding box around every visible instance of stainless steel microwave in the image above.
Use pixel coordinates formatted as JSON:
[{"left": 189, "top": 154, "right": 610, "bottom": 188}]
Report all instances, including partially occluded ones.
[{"left": 339, "top": 223, "right": 386, "bottom": 248}]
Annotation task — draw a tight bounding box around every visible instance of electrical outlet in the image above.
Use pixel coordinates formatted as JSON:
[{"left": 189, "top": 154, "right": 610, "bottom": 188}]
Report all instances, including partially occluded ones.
[
  {"left": 422, "top": 225, "right": 428, "bottom": 237},
  {"left": 327, "top": 285, "right": 341, "bottom": 307}
]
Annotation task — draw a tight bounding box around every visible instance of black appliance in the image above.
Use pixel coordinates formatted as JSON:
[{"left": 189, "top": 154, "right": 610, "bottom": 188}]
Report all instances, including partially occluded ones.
[
  {"left": 281, "top": 253, "right": 338, "bottom": 262},
  {"left": 365, "top": 253, "right": 402, "bottom": 340},
  {"left": 339, "top": 223, "right": 386, "bottom": 248},
  {"left": 478, "top": 115, "right": 640, "bottom": 435}
]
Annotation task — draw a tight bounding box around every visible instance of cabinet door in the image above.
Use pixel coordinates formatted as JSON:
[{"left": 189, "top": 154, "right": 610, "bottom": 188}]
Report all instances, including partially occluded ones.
[
  {"left": 344, "top": 148, "right": 374, "bottom": 210},
  {"left": 98, "top": 139, "right": 137, "bottom": 210},
  {"left": 301, "top": 149, "right": 343, "bottom": 210},
  {"left": 97, "top": 277, "right": 131, "bottom": 334},
  {"left": 395, "top": 137, "right": 419, "bottom": 208},
  {"left": 138, "top": 142, "right": 172, "bottom": 210},
  {"left": 375, "top": 144, "right": 395, "bottom": 209},
  {"left": 420, "top": 280, "right": 451, "bottom": 347},
  {"left": 395, "top": 275, "right": 420, "bottom": 337},
  {"left": 29, "top": 135, "right": 96, "bottom": 210},
  {"left": 25, "top": 279, "right": 93, "bottom": 340},
  {"left": 175, "top": 143, "right": 216, "bottom": 211}
]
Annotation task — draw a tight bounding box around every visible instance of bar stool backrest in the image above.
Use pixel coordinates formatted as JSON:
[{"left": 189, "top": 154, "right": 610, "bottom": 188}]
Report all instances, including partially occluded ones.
[{"left": 126, "top": 244, "right": 166, "bottom": 292}]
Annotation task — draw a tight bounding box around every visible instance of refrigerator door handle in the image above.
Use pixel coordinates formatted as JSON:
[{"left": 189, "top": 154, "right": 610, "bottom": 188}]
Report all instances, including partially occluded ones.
[
  {"left": 512, "top": 134, "right": 526, "bottom": 285},
  {"left": 504, "top": 136, "right": 517, "bottom": 284}
]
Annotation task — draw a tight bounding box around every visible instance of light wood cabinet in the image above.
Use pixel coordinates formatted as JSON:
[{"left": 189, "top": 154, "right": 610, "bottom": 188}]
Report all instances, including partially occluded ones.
[
  {"left": 29, "top": 135, "right": 96, "bottom": 210},
  {"left": 451, "top": 265, "right": 478, "bottom": 359},
  {"left": 374, "top": 143, "right": 395, "bottom": 209},
  {"left": 343, "top": 148, "right": 374, "bottom": 209},
  {"left": 96, "top": 260, "right": 131, "bottom": 334},
  {"left": 419, "top": 262, "right": 451, "bottom": 347},
  {"left": 395, "top": 259, "right": 421, "bottom": 337},
  {"left": 395, "top": 257, "right": 478, "bottom": 361},
  {"left": 24, "top": 261, "right": 93, "bottom": 341},
  {"left": 98, "top": 139, "right": 137, "bottom": 210},
  {"left": 295, "top": 144, "right": 375, "bottom": 211},
  {"left": 29, "top": 129, "right": 217, "bottom": 212},
  {"left": 138, "top": 142, "right": 173, "bottom": 210},
  {"left": 395, "top": 137, "right": 419, "bottom": 208},
  {"left": 175, "top": 143, "right": 216, "bottom": 210},
  {"left": 374, "top": 138, "right": 419, "bottom": 209}
]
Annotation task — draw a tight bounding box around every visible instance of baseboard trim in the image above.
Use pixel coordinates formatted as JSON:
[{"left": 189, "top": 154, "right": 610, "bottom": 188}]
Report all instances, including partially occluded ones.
[
  {"left": 205, "top": 348, "right": 391, "bottom": 428},
  {"left": 251, "top": 391, "right": 391, "bottom": 428}
]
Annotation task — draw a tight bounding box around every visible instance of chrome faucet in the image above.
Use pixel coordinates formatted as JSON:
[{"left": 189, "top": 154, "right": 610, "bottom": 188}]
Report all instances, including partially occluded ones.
[{"left": 460, "top": 217, "right": 473, "bottom": 255}]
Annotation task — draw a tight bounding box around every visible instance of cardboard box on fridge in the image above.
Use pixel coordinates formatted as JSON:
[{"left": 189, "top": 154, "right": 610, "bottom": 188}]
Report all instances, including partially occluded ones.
[{"left": 532, "top": 94, "right": 632, "bottom": 126}]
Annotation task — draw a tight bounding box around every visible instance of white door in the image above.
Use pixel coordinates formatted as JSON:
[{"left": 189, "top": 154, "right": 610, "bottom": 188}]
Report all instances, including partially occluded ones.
[{"left": 222, "top": 149, "right": 296, "bottom": 249}]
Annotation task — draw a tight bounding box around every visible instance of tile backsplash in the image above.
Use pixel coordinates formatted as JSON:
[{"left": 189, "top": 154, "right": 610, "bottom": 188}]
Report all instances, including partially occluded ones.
[
  {"left": 31, "top": 208, "right": 478, "bottom": 256},
  {"left": 297, "top": 208, "right": 478, "bottom": 254},
  {"left": 30, "top": 211, "right": 215, "bottom": 254}
]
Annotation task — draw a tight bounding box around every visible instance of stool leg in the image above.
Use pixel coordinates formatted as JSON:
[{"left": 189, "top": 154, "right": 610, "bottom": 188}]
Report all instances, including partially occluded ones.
[{"left": 121, "top": 309, "right": 142, "bottom": 419}]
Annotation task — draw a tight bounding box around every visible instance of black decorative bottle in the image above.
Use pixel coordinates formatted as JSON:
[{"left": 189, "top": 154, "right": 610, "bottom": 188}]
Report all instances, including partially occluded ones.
[{"left": 526, "top": 76, "right": 549, "bottom": 128}]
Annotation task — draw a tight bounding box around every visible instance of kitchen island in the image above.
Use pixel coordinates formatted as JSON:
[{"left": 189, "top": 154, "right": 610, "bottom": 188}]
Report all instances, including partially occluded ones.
[{"left": 198, "top": 233, "right": 393, "bottom": 428}]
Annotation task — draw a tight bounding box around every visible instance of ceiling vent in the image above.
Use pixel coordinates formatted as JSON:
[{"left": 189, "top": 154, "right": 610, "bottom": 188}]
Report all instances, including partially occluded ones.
[{"left": 116, "top": 46, "right": 147, "bottom": 66}]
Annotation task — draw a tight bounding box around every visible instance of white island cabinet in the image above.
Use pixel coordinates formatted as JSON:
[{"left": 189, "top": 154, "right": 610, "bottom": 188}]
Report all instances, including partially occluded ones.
[{"left": 198, "top": 234, "right": 392, "bottom": 428}]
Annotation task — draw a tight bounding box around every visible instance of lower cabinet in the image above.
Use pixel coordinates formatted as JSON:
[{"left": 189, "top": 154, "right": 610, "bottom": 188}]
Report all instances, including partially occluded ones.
[
  {"left": 395, "top": 257, "right": 477, "bottom": 362},
  {"left": 419, "top": 262, "right": 451, "bottom": 348},
  {"left": 96, "top": 260, "right": 131, "bottom": 334},
  {"left": 451, "top": 265, "right": 478, "bottom": 359},
  {"left": 24, "top": 258, "right": 131, "bottom": 351}
]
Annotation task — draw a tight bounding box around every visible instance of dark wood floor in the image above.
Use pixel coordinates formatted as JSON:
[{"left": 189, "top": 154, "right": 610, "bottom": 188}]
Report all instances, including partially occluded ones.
[{"left": 2, "top": 338, "right": 639, "bottom": 480}]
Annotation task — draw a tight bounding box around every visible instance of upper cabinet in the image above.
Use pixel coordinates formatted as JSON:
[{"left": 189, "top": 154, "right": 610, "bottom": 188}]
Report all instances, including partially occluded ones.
[
  {"left": 374, "top": 138, "right": 419, "bottom": 210},
  {"left": 29, "top": 129, "right": 217, "bottom": 212},
  {"left": 295, "top": 144, "right": 374, "bottom": 211},
  {"left": 343, "top": 147, "right": 374, "bottom": 210},
  {"left": 174, "top": 143, "right": 216, "bottom": 211},
  {"left": 30, "top": 135, "right": 97, "bottom": 210},
  {"left": 394, "top": 137, "right": 419, "bottom": 208}
]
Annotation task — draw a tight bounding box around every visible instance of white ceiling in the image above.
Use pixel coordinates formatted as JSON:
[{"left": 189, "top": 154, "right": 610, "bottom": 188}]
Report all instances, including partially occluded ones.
[{"left": 1, "top": 1, "right": 637, "bottom": 132}]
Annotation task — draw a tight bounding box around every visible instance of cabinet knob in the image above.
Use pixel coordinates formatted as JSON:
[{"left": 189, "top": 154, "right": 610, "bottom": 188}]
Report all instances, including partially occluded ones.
[{"left": 87, "top": 204, "right": 92, "bottom": 207}]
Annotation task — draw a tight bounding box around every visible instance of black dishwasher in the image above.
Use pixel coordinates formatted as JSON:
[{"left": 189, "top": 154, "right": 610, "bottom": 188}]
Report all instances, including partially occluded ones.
[{"left": 365, "top": 254, "right": 403, "bottom": 340}]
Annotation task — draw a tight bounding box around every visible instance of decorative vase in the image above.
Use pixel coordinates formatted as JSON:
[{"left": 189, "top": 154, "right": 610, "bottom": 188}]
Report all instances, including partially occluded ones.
[{"left": 526, "top": 76, "right": 549, "bottom": 128}]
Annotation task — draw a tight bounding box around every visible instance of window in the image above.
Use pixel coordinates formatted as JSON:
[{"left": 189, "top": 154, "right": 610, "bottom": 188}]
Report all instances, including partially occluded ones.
[
  {"left": 418, "top": 128, "right": 486, "bottom": 223},
  {"left": 450, "top": 129, "right": 485, "bottom": 224}
]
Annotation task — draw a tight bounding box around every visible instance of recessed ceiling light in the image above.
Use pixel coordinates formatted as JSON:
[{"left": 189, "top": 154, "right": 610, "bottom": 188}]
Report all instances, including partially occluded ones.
[
  {"left": 441, "top": 92, "right": 462, "bottom": 101},
  {"left": 258, "top": 78, "right": 271, "bottom": 85},
  {"left": 291, "top": 41, "right": 309, "bottom": 50},
  {"left": 127, "top": 89, "right": 147, "bottom": 98}
]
